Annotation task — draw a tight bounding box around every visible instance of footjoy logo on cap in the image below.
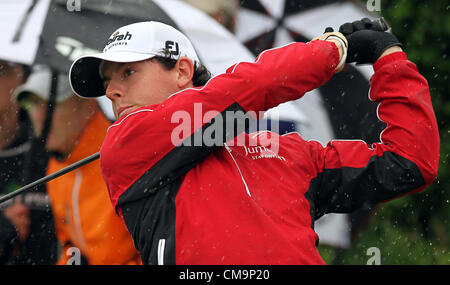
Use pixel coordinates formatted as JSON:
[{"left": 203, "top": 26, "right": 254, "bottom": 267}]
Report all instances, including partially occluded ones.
[
  {"left": 104, "top": 30, "right": 132, "bottom": 51},
  {"left": 165, "top": 41, "right": 180, "bottom": 56}
]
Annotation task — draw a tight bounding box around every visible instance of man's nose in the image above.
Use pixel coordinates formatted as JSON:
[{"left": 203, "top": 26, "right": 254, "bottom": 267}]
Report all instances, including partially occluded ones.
[{"left": 105, "top": 79, "right": 125, "bottom": 101}]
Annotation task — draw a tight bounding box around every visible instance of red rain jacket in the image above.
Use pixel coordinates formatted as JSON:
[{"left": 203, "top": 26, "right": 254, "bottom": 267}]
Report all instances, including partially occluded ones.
[{"left": 100, "top": 40, "right": 439, "bottom": 264}]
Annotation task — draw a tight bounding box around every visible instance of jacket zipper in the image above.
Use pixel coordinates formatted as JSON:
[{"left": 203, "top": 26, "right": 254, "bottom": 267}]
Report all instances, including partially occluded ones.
[
  {"left": 224, "top": 143, "right": 252, "bottom": 197},
  {"left": 158, "top": 239, "right": 166, "bottom": 265}
]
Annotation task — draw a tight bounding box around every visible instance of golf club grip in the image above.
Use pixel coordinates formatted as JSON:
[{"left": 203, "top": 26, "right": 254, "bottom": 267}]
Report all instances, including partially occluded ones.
[
  {"left": 0, "top": 152, "right": 100, "bottom": 205},
  {"left": 373, "top": 17, "right": 390, "bottom": 31}
]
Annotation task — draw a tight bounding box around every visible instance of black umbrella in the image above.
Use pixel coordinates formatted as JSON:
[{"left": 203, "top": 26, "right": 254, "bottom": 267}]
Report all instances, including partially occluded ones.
[
  {"left": 34, "top": 0, "right": 178, "bottom": 74},
  {"left": 34, "top": 0, "right": 251, "bottom": 73},
  {"left": 36, "top": 0, "right": 254, "bottom": 119}
]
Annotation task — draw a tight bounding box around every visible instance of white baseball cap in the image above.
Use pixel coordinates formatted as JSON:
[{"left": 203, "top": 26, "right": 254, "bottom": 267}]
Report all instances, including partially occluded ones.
[{"left": 69, "top": 21, "right": 200, "bottom": 98}]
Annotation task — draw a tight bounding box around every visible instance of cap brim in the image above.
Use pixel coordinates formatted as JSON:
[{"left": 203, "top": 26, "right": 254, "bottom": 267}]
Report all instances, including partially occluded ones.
[{"left": 69, "top": 51, "right": 156, "bottom": 98}]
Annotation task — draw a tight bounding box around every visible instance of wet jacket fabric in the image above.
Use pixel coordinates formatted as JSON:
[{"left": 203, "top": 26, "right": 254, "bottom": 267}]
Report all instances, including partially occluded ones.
[
  {"left": 100, "top": 40, "right": 439, "bottom": 264},
  {"left": 47, "top": 111, "right": 141, "bottom": 265}
]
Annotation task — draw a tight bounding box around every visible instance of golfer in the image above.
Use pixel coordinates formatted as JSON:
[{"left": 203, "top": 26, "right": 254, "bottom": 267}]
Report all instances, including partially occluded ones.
[{"left": 69, "top": 20, "right": 439, "bottom": 264}]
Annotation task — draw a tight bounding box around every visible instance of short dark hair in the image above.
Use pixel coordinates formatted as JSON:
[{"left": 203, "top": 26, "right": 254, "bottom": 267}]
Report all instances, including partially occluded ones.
[{"left": 153, "top": 48, "right": 211, "bottom": 87}]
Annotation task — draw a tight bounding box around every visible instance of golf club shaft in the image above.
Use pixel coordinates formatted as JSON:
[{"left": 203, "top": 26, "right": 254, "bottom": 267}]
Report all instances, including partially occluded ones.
[{"left": 0, "top": 152, "right": 100, "bottom": 204}]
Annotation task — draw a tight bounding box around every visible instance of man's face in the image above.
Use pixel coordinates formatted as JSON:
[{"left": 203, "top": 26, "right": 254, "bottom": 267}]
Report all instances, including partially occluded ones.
[
  {"left": 101, "top": 59, "right": 181, "bottom": 119},
  {"left": 0, "top": 61, "right": 25, "bottom": 113}
]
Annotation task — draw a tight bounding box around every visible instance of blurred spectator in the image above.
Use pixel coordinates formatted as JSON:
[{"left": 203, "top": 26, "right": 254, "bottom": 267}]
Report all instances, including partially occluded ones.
[
  {"left": 182, "top": 0, "right": 240, "bottom": 32},
  {"left": 0, "top": 60, "right": 57, "bottom": 264},
  {"left": 15, "top": 65, "right": 142, "bottom": 265}
]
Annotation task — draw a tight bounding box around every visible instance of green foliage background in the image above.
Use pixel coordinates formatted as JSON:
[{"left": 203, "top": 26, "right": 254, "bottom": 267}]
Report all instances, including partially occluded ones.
[{"left": 318, "top": 0, "right": 450, "bottom": 265}]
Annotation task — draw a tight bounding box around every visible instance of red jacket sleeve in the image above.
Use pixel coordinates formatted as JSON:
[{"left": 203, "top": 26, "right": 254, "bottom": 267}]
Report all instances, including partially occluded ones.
[
  {"left": 100, "top": 40, "right": 340, "bottom": 210},
  {"left": 308, "top": 52, "right": 439, "bottom": 217}
]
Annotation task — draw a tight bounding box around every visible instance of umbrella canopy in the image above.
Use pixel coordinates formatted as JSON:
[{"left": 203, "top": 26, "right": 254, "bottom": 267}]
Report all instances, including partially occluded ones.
[
  {"left": 236, "top": 0, "right": 384, "bottom": 144},
  {"left": 0, "top": 0, "right": 50, "bottom": 65},
  {"left": 33, "top": 0, "right": 254, "bottom": 75},
  {"left": 37, "top": 0, "right": 255, "bottom": 118}
]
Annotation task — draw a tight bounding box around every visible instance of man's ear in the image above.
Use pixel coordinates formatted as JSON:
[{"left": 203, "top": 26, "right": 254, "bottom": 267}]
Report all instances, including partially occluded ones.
[{"left": 176, "top": 57, "right": 195, "bottom": 89}]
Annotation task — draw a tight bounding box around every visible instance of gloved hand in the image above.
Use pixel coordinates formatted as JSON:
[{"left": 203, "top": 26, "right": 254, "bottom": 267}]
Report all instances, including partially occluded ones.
[{"left": 336, "top": 18, "right": 403, "bottom": 64}]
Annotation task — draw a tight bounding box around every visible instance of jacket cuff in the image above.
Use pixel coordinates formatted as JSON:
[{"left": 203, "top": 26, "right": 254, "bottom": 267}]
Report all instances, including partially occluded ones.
[
  {"left": 373, "top": 51, "right": 408, "bottom": 72},
  {"left": 324, "top": 40, "right": 341, "bottom": 72}
]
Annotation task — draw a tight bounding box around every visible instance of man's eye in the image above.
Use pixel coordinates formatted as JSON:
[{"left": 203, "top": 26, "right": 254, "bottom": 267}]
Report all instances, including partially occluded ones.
[{"left": 124, "top": 68, "right": 135, "bottom": 77}]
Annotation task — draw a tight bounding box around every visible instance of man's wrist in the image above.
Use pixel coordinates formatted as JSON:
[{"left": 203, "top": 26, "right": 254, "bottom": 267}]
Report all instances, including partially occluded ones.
[
  {"left": 377, "top": 46, "right": 403, "bottom": 61},
  {"left": 373, "top": 50, "right": 407, "bottom": 72}
]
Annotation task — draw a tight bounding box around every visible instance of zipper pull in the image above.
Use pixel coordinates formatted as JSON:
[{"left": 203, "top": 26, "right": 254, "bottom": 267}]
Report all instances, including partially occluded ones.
[{"left": 158, "top": 239, "right": 166, "bottom": 265}]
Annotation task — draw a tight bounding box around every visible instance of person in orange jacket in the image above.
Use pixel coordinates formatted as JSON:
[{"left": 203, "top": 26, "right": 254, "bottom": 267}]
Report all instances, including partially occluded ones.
[{"left": 15, "top": 65, "right": 142, "bottom": 265}]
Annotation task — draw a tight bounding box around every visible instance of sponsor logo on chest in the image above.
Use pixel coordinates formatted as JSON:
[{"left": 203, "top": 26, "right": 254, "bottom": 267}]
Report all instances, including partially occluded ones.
[{"left": 243, "top": 145, "right": 286, "bottom": 161}]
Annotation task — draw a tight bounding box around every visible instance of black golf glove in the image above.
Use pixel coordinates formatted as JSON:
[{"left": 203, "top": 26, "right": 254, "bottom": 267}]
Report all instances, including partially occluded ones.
[{"left": 338, "top": 18, "right": 403, "bottom": 64}]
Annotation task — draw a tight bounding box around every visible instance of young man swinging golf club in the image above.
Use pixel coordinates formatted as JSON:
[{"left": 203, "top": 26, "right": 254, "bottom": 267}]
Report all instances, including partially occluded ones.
[{"left": 69, "top": 20, "right": 439, "bottom": 265}]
